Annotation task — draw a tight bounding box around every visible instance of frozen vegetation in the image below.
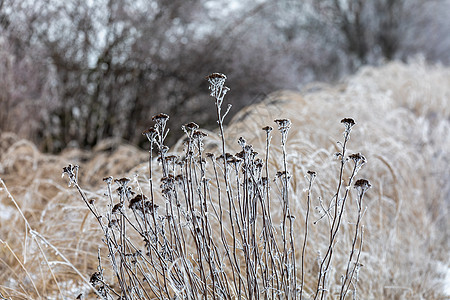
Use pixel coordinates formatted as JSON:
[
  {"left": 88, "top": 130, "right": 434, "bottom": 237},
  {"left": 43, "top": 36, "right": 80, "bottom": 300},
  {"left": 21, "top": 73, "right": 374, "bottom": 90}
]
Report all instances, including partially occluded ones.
[{"left": 0, "top": 61, "right": 449, "bottom": 299}]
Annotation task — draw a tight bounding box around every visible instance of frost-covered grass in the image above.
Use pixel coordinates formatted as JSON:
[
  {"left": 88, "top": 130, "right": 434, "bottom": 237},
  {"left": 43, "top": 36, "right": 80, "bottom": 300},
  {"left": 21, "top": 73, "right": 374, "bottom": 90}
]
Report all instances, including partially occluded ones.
[{"left": 0, "top": 60, "right": 448, "bottom": 299}]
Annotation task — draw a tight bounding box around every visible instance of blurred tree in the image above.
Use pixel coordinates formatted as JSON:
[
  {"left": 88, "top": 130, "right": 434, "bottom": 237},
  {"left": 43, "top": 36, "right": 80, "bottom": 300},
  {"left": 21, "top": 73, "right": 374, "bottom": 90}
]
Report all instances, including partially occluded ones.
[{"left": 0, "top": 0, "right": 448, "bottom": 152}]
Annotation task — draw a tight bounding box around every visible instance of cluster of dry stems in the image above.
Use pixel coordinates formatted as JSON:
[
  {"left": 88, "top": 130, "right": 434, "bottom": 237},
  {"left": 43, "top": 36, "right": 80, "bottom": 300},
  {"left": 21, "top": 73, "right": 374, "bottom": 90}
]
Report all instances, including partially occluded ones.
[{"left": 63, "top": 73, "right": 371, "bottom": 299}]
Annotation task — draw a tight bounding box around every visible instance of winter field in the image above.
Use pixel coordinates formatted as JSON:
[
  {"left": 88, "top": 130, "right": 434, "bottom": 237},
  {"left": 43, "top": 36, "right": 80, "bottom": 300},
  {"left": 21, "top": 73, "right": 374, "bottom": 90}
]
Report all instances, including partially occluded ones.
[{"left": 0, "top": 61, "right": 449, "bottom": 299}]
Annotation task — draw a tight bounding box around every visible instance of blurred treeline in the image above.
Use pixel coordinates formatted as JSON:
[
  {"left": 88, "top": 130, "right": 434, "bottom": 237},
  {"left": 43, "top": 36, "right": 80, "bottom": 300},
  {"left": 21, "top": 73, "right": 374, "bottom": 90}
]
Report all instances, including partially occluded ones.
[{"left": 1, "top": 0, "right": 448, "bottom": 152}]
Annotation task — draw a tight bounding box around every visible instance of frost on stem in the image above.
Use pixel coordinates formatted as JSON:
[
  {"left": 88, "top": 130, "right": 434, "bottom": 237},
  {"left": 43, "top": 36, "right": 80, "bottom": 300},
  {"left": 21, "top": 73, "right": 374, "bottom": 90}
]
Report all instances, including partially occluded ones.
[
  {"left": 62, "top": 164, "right": 79, "bottom": 187},
  {"left": 142, "top": 127, "right": 158, "bottom": 143},
  {"left": 182, "top": 122, "right": 199, "bottom": 138},
  {"left": 274, "top": 118, "right": 291, "bottom": 145},
  {"left": 206, "top": 73, "right": 230, "bottom": 106}
]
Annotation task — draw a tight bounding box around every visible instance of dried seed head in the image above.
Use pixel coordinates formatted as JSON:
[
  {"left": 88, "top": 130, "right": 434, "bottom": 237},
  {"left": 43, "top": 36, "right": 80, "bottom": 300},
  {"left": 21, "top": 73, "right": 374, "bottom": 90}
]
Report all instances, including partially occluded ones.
[
  {"left": 206, "top": 73, "right": 229, "bottom": 100},
  {"left": 103, "top": 176, "right": 113, "bottom": 184},
  {"left": 175, "top": 174, "right": 184, "bottom": 184},
  {"left": 274, "top": 119, "right": 291, "bottom": 144},
  {"left": 193, "top": 130, "right": 207, "bottom": 140},
  {"left": 184, "top": 122, "right": 199, "bottom": 131},
  {"left": 238, "top": 137, "right": 246, "bottom": 147},
  {"left": 142, "top": 127, "right": 158, "bottom": 142},
  {"left": 112, "top": 203, "right": 123, "bottom": 214},
  {"left": 152, "top": 113, "right": 169, "bottom": 123},
  {"left": 349, "top": 153, "right": 366, "bottom": 167},
  {"left": 217, "top": 153, "right": 234, "bottom": 162},
  {"left": 129, "top": 194, "right": 147, "bottom": 210},
  {"left": 62, "top": 164, "right": 79, "bottom": 186},
  {"left": 274, "top": 119, "right": 291, "bottom": 130},
  {"left": 206, "top": 73, "right": 227, "bottom": 80},
  {"left": 115, "top": 177, "right": 130, "bottom": 186},
  {"left": 276, "top": 170, "right": 290, "bottom": 178},
  {"left": 307, "top": 170, "right": 316, "bottom": 177},
  {"left": 90, "top": 271, "right": 102, "bottom": 285},
  {"left": 165, "top": 155, "right": 179, "bottom": 164},
  {"left": 354, "top": 179, "right": 371, "bottom": 196},
  {"left": 182, "top": 122, "right": 199, "bottom": 138},
  {"left": 152, "top": 113, "right": 170, "bottom": 132},
  {"left": 262, "top": 126, "right": 273, "bottom": 133},
  {"left": 341, "top": 118, "right": 356, "bottom": 131}
]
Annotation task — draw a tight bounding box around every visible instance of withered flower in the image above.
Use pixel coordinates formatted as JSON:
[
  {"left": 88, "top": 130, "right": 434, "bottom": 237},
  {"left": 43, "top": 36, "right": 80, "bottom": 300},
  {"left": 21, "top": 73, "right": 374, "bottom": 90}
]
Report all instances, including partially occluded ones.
[
  {"left": 238, "top": 137, "right": 246, "bottom": 147},
  {"left": 115, "top": 177, "right": 130, "bottom": 186},
  {"left": 206, "top": 73, "right": 229, "bottom": 100},
  {"left": 193, "top": 130, "right": 207, "bottom": 140},
  {"left": 112, "top": 203, "right": 123, "bottom": 214},
  {"left": 103, "top": 176, "right": 113, "bottom": 184},
  {"left": 183, "top": 122, "right": 199, "bottom": 131},
  {"left": 142, "top": 127, "right": 158, "bottom": 142},
  {"left": 206, "top": 73, "right": 227, "bottom": 85},
  {"left": 307, "top": 170, "right": 317, "bottom": 177},
  {"left": 129, "top": 194, "right": 147, "bottom": 210},
  {"left": 341, "top": 118, "right": 356, "bottom": 131},
  {"left": 354, "top": 179, "right": 371, "bottom": 196},
  {"left": 90, "top": 271, "right": 102, "bottom": 285},
  {"left": 349, "top": 153, "right": 366, "bottom": 167},
  {"left": 152, "top": 113, "right": 169, "bottom": 123},
  {"left": 262, "top": 126, "right": 273, "bottom": 133},
  {"left": 274, "top": 119, "right": 291, "bottom": 130},
  {"left": 62, "top": 164, "right": 79, "bottom": 186},
  {"left": 274, "top": 119, "right": 291, "bottom": 144}
]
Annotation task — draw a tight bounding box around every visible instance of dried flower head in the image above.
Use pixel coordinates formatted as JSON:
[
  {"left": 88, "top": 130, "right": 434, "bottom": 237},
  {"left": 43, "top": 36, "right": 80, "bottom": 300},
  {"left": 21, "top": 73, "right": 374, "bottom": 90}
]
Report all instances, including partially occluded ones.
[
  {"left": 238, "top": 137, "right": 246, "bottom": 148},
  {"left": 262, "top": 126, "right": 273, "bottom": 134},
  {"left": 274, "top": 118, "right": 291, "bottom": 144},
  {"left": 349, "top": 153, "right": 366, "bottom": 167},
  {"left": 103, "top": 176, "right": 113, "bottom": 184},
  {"left": 129, "top": 194, "right": 146, "bottom": 208},
  {"left": 152, "top": 113, "right": 169, "bottom": 123},
  {"left": 276, "top": 170, "right": 290, "bottom": 179},
  {"left": 90, "top": 271, "right": 102, "bottom": 285},
  {"left": 206, "top": 73, "right": 227, "bottom": 84},
  {"left": 341, "top": 118, "right": 356, "bottom": 132},
  {"left": 182, "top": 122, "right": 199, "bottom": 138},
  {"left": 112, "top": 203, "right": 123, "bottom": 214},
  {"left": 193, "top": 130, "right": 207, "bottom": 140},
  {"left": 184, "top": 122, "right": 199, "bottom": 131},
  {"left": 274, "top": 119, "right": 291, "bottom": 130},
  {"left": 354, "top": 179, "right": 371, "bottom": 196},
  {"left": 115, "top": 177, "right": 130, "bottom": 186},
  {"left": 62, "top": 164, "right": 79, "bottom": 187},
  {"left": 307, "top": 170, "right": 317, "bottom": 182},
  {"left": 142, "top": 127, "right": 158, "bottom": 142},
  {"left": 206, "top": 73, "right": 229, "bottom": 101}
]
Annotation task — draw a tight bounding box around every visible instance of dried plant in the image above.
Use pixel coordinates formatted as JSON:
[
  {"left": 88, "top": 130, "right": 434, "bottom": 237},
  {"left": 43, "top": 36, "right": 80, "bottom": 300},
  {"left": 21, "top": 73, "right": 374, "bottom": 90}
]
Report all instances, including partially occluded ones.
[{"left": 61, "top": 74, "right": 371, "bottom": 299}]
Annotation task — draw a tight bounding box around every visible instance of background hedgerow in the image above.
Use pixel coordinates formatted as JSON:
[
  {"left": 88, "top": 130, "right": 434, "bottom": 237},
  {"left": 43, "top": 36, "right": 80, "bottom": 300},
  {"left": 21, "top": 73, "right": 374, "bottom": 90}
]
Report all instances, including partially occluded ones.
[
  {"left": 0, "top": 61, "right": 449, "bottom": 299},
  {"left": 1, "top": 0, "right": 450, "bottom": 152}
]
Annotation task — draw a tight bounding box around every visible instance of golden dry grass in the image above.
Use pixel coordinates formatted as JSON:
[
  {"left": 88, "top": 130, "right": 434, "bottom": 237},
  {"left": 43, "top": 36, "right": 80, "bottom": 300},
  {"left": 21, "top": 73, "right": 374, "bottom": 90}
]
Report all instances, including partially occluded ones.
[{"left": 1, "top": 60, "right": 449, "bottom": 299}]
